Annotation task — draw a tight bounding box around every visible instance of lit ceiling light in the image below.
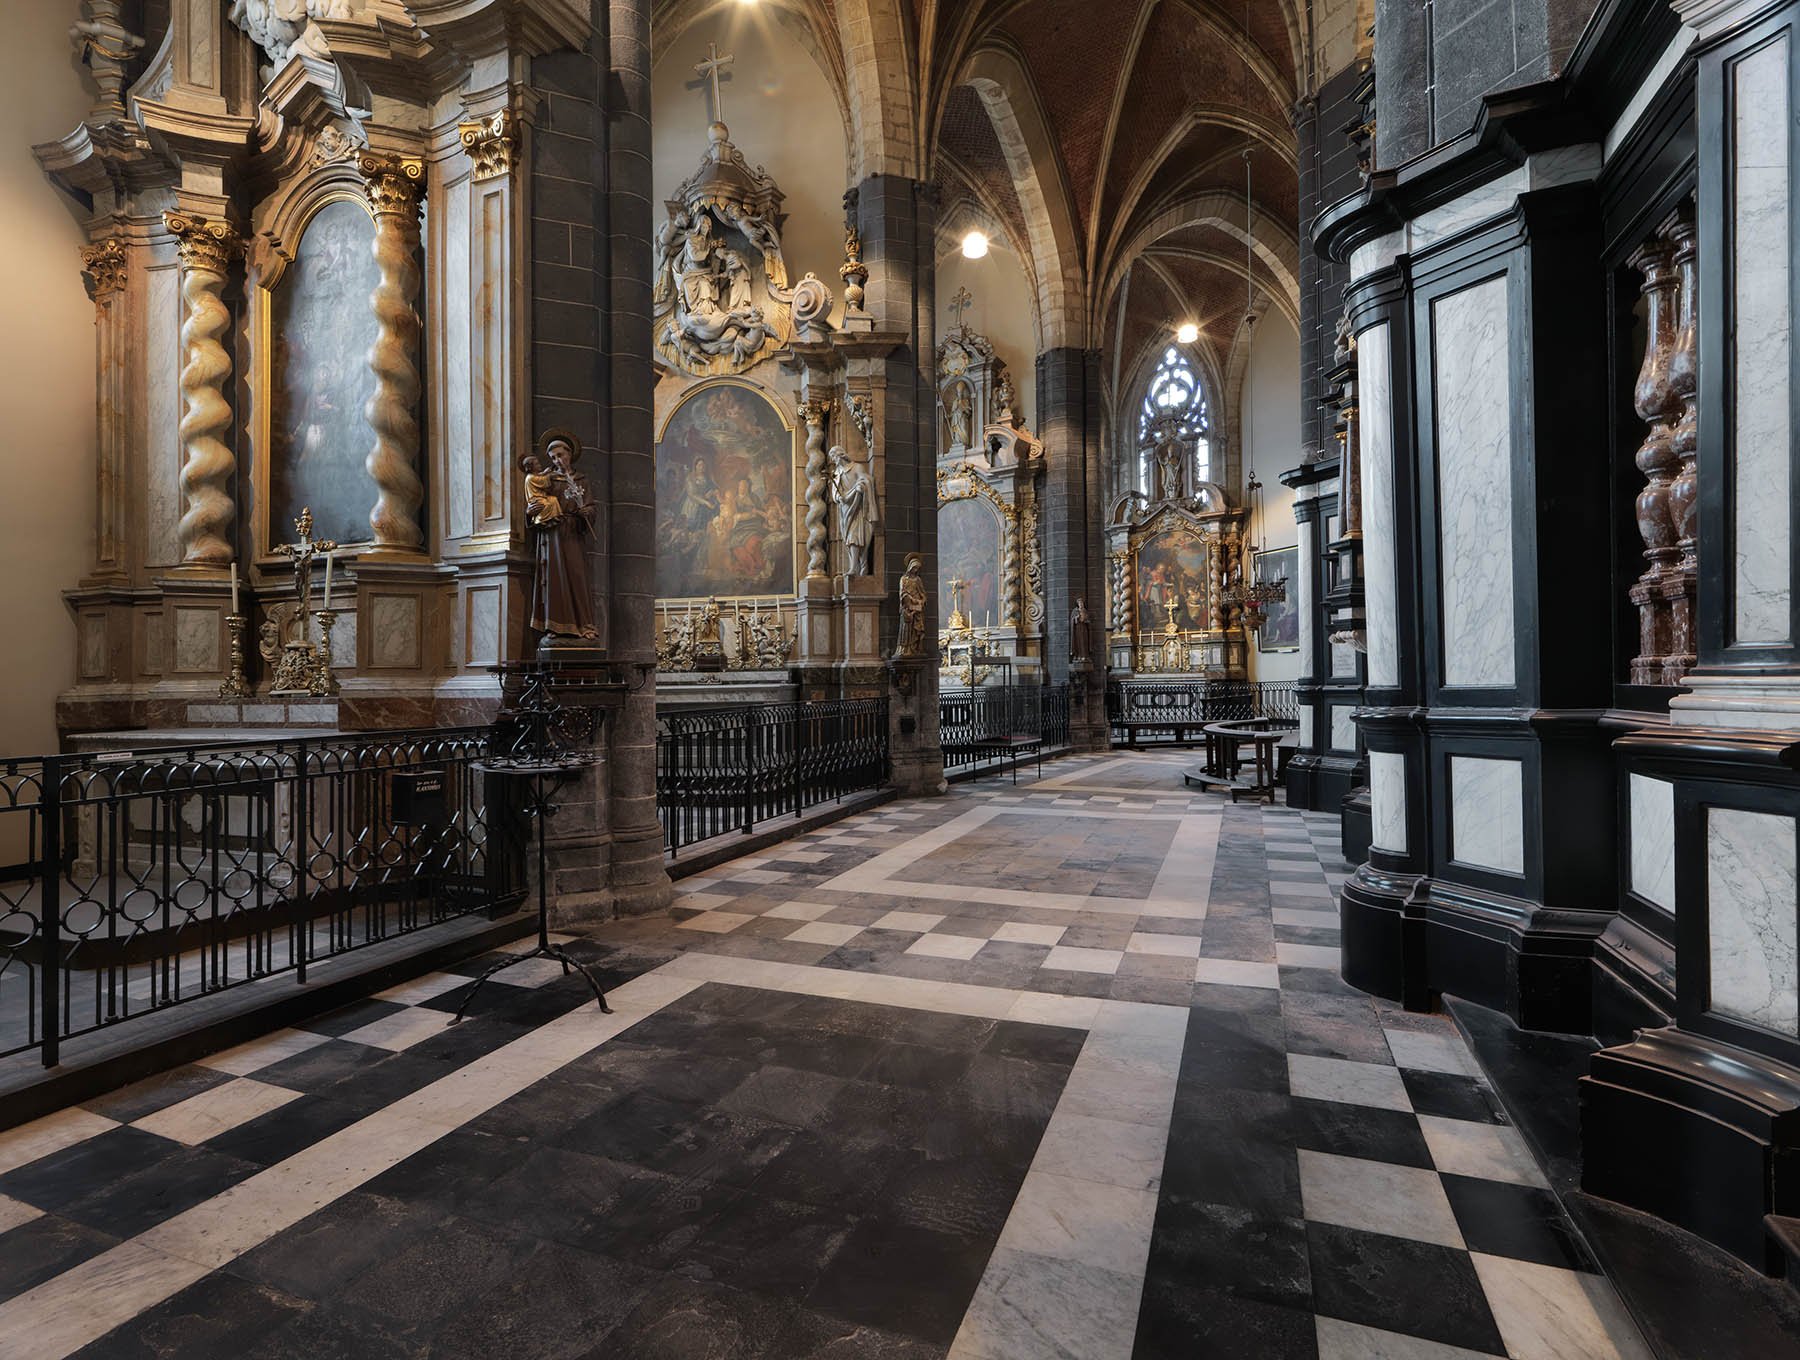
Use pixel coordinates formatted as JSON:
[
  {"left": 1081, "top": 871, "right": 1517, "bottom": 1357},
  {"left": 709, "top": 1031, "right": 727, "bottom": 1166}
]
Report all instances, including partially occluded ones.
[
  {"left": 1176, "top": 322, "right": 1199, "bottom": 344},
  {"left": 961, "top": 231, "right": 989, "bottom": 259}
]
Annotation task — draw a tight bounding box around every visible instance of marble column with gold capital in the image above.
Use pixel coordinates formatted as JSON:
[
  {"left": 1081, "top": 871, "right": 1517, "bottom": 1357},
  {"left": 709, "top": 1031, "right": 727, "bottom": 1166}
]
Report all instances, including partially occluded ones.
[
  {"left": 81, "top": 236, "right": 130, "bottom": 581},
  {"left": 162, "top": 210, "right": 242, "bottom": 567},
  {"left": 355, "top": 150, "right": 427, "bottom": 554}
]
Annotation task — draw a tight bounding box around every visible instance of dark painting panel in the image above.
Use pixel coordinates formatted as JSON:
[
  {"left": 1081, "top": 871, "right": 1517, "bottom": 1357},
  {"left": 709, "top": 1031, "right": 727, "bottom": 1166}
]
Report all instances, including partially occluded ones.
[
  {"left": 269, "top": 197, "right": 381, "bottom": 549},
  {"left": 655, "top": 383, "right": 796, "bottom": 599},
  {"left": 1257, "top": 545, "right": 1300, "bottom": 651},
  {"left": 1135, "top": 532, "right": 1212, "bottom": 632},
  {"left": 939, "top": 498, "right": 1002, "bottom": 627}
]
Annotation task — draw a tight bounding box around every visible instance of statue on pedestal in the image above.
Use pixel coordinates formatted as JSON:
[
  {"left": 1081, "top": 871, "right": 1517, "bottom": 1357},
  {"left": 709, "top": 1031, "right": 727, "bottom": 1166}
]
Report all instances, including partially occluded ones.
[
  {"left": 1071, "top": 596, "right": 1093, "bottom": 664},
  {"left": 946, "top": 385, "right": 972, "bottom": 449},
  {"left": 830, "top": 445, "right": 879, "bottom": 576},
  {"left": 895, "top": 554, "right": 926, "bottom": 658},
  {"left": 523, "top": 431, "right": 598, "bottom": 642}
]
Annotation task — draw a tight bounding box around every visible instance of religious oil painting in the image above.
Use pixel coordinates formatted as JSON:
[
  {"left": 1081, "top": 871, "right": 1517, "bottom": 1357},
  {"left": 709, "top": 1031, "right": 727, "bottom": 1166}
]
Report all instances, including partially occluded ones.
[
  {"left": 655, "top": 382, "right": 796, "bottom": 599},
  {"left": 1256, "top": 545, "right": 1300, "bottom": 651},
  {"left": 939, "top": 497, "right": 1003, "bottom": 627},
  {"left": 1135, "top": 531, "right": 1211, "bottom": 632},
  {"left": 268, "top": 197, "right": 381, "bottom": 549}
]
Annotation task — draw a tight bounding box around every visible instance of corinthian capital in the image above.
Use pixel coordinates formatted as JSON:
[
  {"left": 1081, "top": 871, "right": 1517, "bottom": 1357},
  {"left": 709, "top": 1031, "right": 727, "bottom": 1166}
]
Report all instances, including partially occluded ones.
[
  {"left": 355, "top": 150, "right": 427, "bottom": 220},
  {"left": 79, "top": 236, "right": 129, "bottom": 300},
  {"left": 457, "top": 109, "right": 517, "bottom": 182},
  {"left": 162, "top": 211, "right": 243, "bottom": 275}
]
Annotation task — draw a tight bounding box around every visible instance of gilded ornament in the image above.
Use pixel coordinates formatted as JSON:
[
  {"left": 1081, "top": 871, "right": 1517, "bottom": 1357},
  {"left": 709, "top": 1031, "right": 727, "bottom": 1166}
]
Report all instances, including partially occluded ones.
[
  {"left": 162, "top": 211, "right": 243, "bottom": 275},
  {"left": 79, "top": 237, "right": 128, "bottom": 300},
  {"left": 355, "top": 150, "right": 427, "bottom": 220},
  {"left": 458, "top": 109, "right": 516, "bottom": 182}
]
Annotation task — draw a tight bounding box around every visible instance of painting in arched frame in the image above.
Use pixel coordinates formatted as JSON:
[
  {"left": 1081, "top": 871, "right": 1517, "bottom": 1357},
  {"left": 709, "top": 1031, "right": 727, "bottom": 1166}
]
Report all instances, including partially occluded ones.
[
  {"left": 655, "top": 381, "right": 797, "bottom": 599},
  {"left": 268, "top": 196, "right": 382, "bottom": 548},
  {"left": 1135, "top": 530, "right": 1212, "bottom": 633},
  {"left": 939, "top": 497, "right": 1003, "bottom": 628}
]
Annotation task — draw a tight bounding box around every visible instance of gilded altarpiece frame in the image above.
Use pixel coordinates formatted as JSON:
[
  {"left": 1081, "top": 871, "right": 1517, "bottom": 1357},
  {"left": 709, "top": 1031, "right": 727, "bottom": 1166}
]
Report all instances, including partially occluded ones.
[{"left": 1106, "top": 502, "right": 1252, "bottom": 677}]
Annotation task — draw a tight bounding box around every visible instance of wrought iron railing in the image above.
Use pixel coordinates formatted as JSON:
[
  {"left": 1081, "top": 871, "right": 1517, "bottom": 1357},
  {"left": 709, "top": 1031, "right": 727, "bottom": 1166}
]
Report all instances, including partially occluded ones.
[
  {"left": 1106, "top": 679, "right": 1299, "bottom": 744},
  {"left": 657, "top": 698, "right": 891, "bottom": 856},
  {"left": 0, "top": 728, "right": 524, "bottom": 1068},
  {"left": 940, "top": 683, "right": 1073, "bottom": 775}
]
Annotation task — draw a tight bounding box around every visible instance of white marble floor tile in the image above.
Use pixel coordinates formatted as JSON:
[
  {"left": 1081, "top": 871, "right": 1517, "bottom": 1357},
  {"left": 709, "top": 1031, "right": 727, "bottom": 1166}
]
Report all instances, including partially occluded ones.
[
  {"left": 1126, "top": 932, "right": 1204, "bottom": 958},
  {"left": 949, "top": 1246, "right": 1143, "bottom": 1360},
  {"left": 194, "top": 1027, "right": 331, "bottom": 1078},
  {"left": 372, "top": 972, "right": 471, "bottom": 1005},
  {"left": 1043, "top": 946, "right": 1124, "bottom": 975},
  {"left": 1030, "top": 1113, "right": 1168, "bottom": 1192},
  {"left": 1315, "top": 1316, "right": 1499, "bottom": 1359},
  {"left": 1288, "top": 1054, "right": 1413, "bottom": 1112},
  {"left": 1277, "top": 943, "right": 1343, "bottom": 970},
  {"left": 908, "top": 933, "right": 987, "bottom": 960},
  {"left": 0, "top": 1107, "right": 119, "bottom": 1176},
  {"left": 1055, "top": 1062, "right": 1180, "bottom": 1128},
  {"left": 1298, "top": 1149, "right": 1465, "bottom": 1249},
  {"left": 996, "top": 1170, "right": 1160, "bottom": 1274},
  {"left": 673, "top": 892, "right": 737, "bottom": 912},
  {"left": 763, "top": 900, "right": 835, "bottom": 921},
  {"left": 492, "top": 932, "right": 577, "bottom": 955},
  {"left": 1006, "top": 992, "right": 1101, "bottom": 1029},
  {"left": 676, "top": 910, "right": 756, "bottom": 933},
  {"left": 0, "top": 1237, "right": 212, "bottom": 1360},
  {"left": 132, "top": 1078, "right": 303, "bottom": 1146},
  {"left": 1383, "top": 1028, "right": 1479, "bottom": 1077},
  {"left": 1470, "top": 1254, "right": 1655, "bottom": 1360},
  {"left": 872, "top": 909, "right": 947, "bottom": 932},
  {"left": 337, "top": 1006, "right": 458, "bottom": 1053},
  {"left": 992, "top": 922, "right": 1067, "bottom": 946},
  {"left": 722, "top": 867, "right": 793, "bottom": 883},
  {"left": 1418, "top": 1115, "right": 1549, "bottom": 1188},
  {"left": 1270, "top": 879, "right": 1335, "bottom": 900},
  {"left": 766, "top": 848, "right": 830, "bottom": 862},
  {"left": 785, "top": 920, "right": 865, "bottom": 947},
  {"left": 1272, "top": 907, "right": 1341, "bottom": 930},
  {"left": 0, "top": 1194, "right": 43, "bottom": 1235},
  {"left": 486, "top": 956, "right": 577, "bottom": 989},
  {"left": 1194, "top": 958, "right": 1282, "bottom": 989}
]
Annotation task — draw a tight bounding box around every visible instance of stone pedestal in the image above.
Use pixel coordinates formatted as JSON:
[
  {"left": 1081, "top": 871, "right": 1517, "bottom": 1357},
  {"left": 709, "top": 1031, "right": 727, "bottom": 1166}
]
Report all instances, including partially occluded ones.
[
  {"left": 796, "top": 577, "right": 837, "bottom": 665},
  {"left": 888, "top": 656, "right": 946, "bottom": 795},
  {"left": 839, "top": 575, "right": 884, "bottom": 670}
]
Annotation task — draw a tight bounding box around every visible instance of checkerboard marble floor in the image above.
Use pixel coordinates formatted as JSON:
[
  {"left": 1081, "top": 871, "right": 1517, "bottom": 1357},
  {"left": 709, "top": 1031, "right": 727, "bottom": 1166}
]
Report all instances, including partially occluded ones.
[{"left": 0, "top": 753, "right": 1651, "bottom": 1359}]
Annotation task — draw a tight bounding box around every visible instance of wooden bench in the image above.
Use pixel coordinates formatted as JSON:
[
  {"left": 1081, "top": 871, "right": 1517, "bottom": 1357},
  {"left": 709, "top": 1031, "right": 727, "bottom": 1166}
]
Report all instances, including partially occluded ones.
[{"left": 971, "top": 734, "right": 1045, "bottom": 785}]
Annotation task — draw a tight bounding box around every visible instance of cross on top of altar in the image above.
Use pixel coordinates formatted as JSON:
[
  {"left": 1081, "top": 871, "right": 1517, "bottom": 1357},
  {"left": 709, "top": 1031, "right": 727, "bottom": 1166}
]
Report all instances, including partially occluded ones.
[
  {"left": 948, "top": 286, "right": 974, "bottom": 329},
  {"left": 694, "top": 42, "right": 735, "bottom": 122},
  {"left": 276, "top": 507, "right": 337, "bottom": 611}
]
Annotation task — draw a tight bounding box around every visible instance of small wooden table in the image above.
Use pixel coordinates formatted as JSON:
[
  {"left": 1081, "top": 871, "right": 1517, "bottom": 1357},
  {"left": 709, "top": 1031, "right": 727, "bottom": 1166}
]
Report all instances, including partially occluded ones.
[{"left": 1184, "top": 720, "right": 1297, "bottom": 804}]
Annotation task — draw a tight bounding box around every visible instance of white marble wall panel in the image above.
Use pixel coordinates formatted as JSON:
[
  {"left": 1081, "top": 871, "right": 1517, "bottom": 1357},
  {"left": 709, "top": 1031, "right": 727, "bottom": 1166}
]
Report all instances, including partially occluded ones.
[
  {"left": 1450, "top": 756, "right": 1525, "bottom": 874},
  {"left": 1370, "top": 751, "right": 1408, "bottom": 854},
  {"left": 1359, "top": 324, "right": 1399, "bottom": 689},
  {"left": 476, "top": 186, "right": 507, "bottom": 526},
  {"left": 1629, "top": 774, "right": 1675, "bottom": 913},
  {"left": 1707, "top": 806, "right": 1799, "bottom": 1035},
  {"left": 444, "top": 175, "right": 473, "bottom": 541},
  {"left": 1410, "top": 168, "right": 1528, "bottom": 254},
  {"left": 1331, "top": 641, "right": 1357, "bottom": 677},
  {"left": 369, "top": 596, "right": 420, "bottom": 669},
  {"left": 1331, "top": 705, "right": 1357, "bottom": 751},
  {"left": 1731, "top": 36, "right": 1792, "bottom": 645},
  {"left": 146, "top": 261, "right": 182, "bottom": 567},
  {"left": 1434, "top": 277, "right": 1516, "bottom": 688},
  {"left": 1298, "top": 515, "right": 1317, "bottom": 666},
  {"left": 80, "top": 617, "right": 106, "bottom": 680},
  {"left": 466, "top": 587, "right": 501, "bottom": 668},
  {"left": 1299, "top": 707, "right": 1314, "bottom": 747},
  {"left": 171, "top": 607, "right": 219, "bottom": 673}
]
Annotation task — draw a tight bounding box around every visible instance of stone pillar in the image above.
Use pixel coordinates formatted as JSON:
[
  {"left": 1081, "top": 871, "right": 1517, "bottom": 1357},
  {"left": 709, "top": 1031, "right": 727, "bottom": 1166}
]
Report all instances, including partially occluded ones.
[
  {"left": 162, "top": 210, "right": 241, "bottom": 569},
  {"left": 856, "top": 175, "right": 944, "bottom": 794},
  {"left": 1038, "top": 346, "right": 1109, "bottom": 748},
  {"left": 354, "top": 151, "right": 428, "bottom": 557},
  {"left": 795, "top": 396, "right": 837, "bottom": 665},
  {"left": 1626, "top": 236, "right": 1680, "bottom": 686},
  {"left": 80, "top": 236, "right": 130, "bottom": 584}
]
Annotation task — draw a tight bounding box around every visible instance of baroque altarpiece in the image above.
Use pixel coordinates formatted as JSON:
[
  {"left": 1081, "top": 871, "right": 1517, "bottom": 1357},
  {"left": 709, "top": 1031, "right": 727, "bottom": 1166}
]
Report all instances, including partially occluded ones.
[
  {"left": 649, "top": 54, "right": 905, "bottom": 708},
  {"left": 41, "top": 1, "right": 590, "bottom": 735},
  {"left": 933, "top": 310, "right": 1046, "bottom": 688},
  {"left": 1105, "top": 419, "right": 1253, "bottom": 678}
]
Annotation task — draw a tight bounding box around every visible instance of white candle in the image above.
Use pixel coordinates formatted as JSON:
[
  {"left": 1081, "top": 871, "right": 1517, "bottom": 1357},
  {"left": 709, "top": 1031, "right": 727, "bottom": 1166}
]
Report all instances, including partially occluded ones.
[
  {"left": 322, "top": 550, "right": 334, "bottom": 611},
  {"left": 229, "top": 561, "right": 239, "bottom": 616}
]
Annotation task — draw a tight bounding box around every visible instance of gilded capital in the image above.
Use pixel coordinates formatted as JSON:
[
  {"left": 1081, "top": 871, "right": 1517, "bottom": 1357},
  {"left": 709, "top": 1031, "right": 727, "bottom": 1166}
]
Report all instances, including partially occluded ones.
[
  {"left": 457, "top": 109, "right": 517, "bottom": 182},
  {"left": 79, "top": 236, "right": 129, "bottom": 300},
  {"left": 355, "top": 150, "right": 427, "bottom": 220},
  {"left": 797, "top": 398, "right": 834, "bottom": 429},
  {"left": 162, "top": 211, "right": 243, "bottom": 275}
]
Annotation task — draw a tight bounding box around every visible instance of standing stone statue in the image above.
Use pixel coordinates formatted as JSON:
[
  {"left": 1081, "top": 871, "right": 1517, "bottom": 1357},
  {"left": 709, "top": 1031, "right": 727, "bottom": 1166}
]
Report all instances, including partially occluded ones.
[
  {"left": 830, "top": 445, "right": 879, "bottom": 576},
  {"left": 947, "top": 386, "right": 972, "bottom": 448},
  {"left": 523, "top": 432, "right": 598, "bottom": 642},
  {"left": 895, "top": 554, "right": 926, "bottom": 657},
  {"left": 1071, "top": 595, "right": 1094, "bottom": 663}
]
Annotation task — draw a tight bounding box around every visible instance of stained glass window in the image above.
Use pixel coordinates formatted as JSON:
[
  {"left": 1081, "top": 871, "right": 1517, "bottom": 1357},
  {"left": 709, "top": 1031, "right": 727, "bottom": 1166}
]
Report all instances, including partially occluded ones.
[{"left": 1135, "top": 347, "right": 1211, "bottom": 494}]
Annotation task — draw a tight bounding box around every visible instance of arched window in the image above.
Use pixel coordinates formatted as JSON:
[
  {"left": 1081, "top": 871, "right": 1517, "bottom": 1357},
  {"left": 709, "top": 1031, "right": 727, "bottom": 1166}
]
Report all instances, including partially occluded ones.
[{"left": 1135, "top": 347, "right": 1211, "bottom": 495}]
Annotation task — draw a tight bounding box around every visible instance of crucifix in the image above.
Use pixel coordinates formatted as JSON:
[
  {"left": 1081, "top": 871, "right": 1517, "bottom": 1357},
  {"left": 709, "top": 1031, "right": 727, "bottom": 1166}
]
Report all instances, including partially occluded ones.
[
  {"left": 948, "top": 286, "right": 973, "bottom": 329},
  {"left": 269, "top": 507, "right": 343, "bottom": 697},
  {"left": 694, "top": 42, "right": 735, "bottom": 122},
  {"left": 276, "top": 508, "right": 338, "bottom": 617}
]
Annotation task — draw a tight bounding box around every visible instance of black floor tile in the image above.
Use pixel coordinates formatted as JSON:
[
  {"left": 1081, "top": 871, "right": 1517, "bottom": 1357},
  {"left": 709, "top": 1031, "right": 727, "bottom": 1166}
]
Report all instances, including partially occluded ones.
[
  {"left": 876, "top": 1153, "right": 1023, "bottom": 1238},
  {"left": 572, "top": 1043, "right": 759, "bottom": 1107},
  {"left": 250, "top": 1038, "right": 393, "bottom": 1097},
  {"left": 298, "top": 997, "right": 410, "bottom": 1038},
  {"left": 1132, "top": 1277, "right": 1319, "bottom": 1359},
  {"left": 806, "top": 1218, "right": 995, "bottom": 1346},
  {"left": 420, "top": 1236, "right": 658, "bottom": 1359},
  {"left": 227, "top": 1190, "right": 449, "bottom": 1302},
  {"left": 78, "top": 1065, "right": 233, "bottom": 1123},
  {"left": 858, "top": 1039, "right": 979, "bottom": 1090},
  {"left": 1400, "top": 1069, "right": 1507, "bottom": 1124},
  {"left": 0, "top": 1213, "right": 119, "bottom": 1304},
  {"left": 745, "top": 1132, "right": 919, "bottom": 1214},
  {"left": 590, "top": 1276, "right": 798, "bottom": 1360},
  {"left": 202, "top": 1093, "right": 369, "bottom": 1167},
  {"left": 672, "top": 1191, "right": 857, "bottom": 1298},
  {"left": 1144, "top": 1200, "right": 1311, "bottom": 1311},
  {"left": 716, "top": 1064, "right": 848, "bottom": 1127},
  {"left": 0, "top": 1126, "right": 183, "bottom": 1213},
  {"left": 360, "top": 1127, "right": 519, "bottom": 1217},
  {"left": 57, "top": 1143, "right": 260, "bottom": 1240},
  {"left": 456, "top": 1143, "right": 642, "bottom": 1247},
  {"left": 69, "top": 1267, "right": 310, "bottom": 1360},
  {"left": 1441, "top": 1173, "right": 1597, "bottom": 1271},
  {"left": 762, "top": 1307, "right": 943, "bottom": 1360},
  {"left": 1305, "top": 1221, "right": 1505, "bottom": 1354},
  {"left": 1288, "top": 1097, "right": 1433, "bottom": 1169},
  {"left": 332, "top": 1213, "right": 526, "bottom": 1333},
  {"left": 559, "top": 1091, "right": 796, "bottom": 1187},
  {"left": 577, "top": 1166, "right": 747, "bottom": 1266}
]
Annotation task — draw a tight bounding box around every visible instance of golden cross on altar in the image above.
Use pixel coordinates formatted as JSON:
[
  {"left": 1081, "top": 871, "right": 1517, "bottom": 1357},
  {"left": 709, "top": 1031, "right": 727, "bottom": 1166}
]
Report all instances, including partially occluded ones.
[
  {"left": 948, "top": 286, "right": 973, "bottom": 328},
  {"left": 694, "top": 42, "right": 735, "bottom": 122},
  {"left": 275, "top": 507, "right": 338, "bottom": 615}
]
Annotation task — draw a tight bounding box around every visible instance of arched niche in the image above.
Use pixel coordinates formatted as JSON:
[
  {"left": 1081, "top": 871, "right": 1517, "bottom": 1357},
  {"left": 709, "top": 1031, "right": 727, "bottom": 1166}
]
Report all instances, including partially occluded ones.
[
  {"left": 249, "top": 187, "right": 383, "bottom": 556},
  {"left": 654, "top": 378, "right": 799, "bottom": 602}
]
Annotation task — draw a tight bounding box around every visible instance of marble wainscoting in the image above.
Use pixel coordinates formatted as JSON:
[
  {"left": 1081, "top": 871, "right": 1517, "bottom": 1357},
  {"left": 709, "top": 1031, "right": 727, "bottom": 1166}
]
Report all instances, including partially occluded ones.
[
  {"left": 1628, "top": 774, "right": 1675, "bottom": 913},
  {"left": 1706, "top": 806, "right": 1799, "bottom": 1036},
  {"left": 1730, "top": 34, "right": 1793, "bottom": 646},
  {"left": 1370, "top": 750, "right": 1409, "bottom": 855},
  {"left": 1432, "top": 277, "right": 1515, "bottom": 690},
  {"left": 1358, "top": 324, "right": 1400, "bottom": 690},
  {"left": 1449, "top": 756, "right": 1524, "bottom": 876}
]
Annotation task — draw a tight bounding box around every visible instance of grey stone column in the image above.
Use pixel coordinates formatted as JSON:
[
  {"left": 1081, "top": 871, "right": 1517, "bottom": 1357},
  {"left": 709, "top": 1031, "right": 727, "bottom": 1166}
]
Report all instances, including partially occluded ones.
[
  {"left": 856, "top": 174, "right": 945, "bottom": 794},
  {"left": 1038, "top": 346, "right": 1109, "bottom": 748}
]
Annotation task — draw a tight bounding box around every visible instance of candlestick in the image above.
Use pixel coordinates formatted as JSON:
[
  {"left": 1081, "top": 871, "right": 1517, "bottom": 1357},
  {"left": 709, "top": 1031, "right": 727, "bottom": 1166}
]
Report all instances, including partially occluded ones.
[
  {"left": 229, "top": 560, "right": 239, "bottom": 616},
  {"left": 322, "top": 550, "right": 334, "bottom": 611},
  {"left": 219, "top": 613, "right": 251, "bottom": 698}
]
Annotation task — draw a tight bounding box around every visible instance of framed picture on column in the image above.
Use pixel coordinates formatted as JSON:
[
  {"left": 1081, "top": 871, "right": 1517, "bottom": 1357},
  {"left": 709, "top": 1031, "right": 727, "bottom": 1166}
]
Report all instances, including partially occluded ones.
[{"left": 1254, "top": 545, "right": 1299, "bottom": 652}]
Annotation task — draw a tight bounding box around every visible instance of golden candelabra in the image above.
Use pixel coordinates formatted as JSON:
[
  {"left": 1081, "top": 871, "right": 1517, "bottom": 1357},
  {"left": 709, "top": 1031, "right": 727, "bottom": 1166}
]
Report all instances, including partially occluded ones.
[{"left": 219, "top": 613, "right": 252, "bottom": 698}]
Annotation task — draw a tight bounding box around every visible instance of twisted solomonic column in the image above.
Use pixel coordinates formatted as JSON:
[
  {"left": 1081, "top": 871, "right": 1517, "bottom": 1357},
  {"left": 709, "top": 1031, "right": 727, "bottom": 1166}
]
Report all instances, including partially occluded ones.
[
  {"left": 356, "top": 150, "right": 427, "bottom": 553},
  {"left": 162, "top": 211, "right": 243, "bottom": 566},
  {"left": 798, "top": 399, "right": 833, "bottom": 579}
]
